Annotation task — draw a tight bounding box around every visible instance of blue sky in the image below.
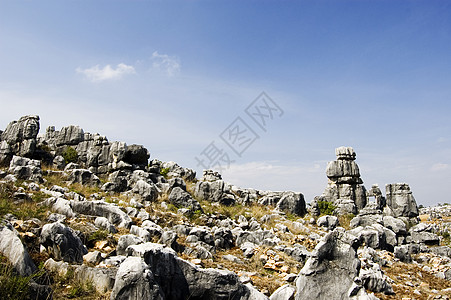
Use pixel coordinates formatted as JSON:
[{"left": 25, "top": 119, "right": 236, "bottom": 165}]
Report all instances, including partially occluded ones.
[{"left": 1, "top": 1, "right": 450, "bottom": 206}]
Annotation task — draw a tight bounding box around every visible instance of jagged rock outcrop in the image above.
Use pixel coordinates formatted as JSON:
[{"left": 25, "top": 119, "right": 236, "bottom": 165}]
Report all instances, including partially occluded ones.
[
  {"left": 316, "top": 146, "right": 366, "bottom": 215},
  {"left": 295, "top": 228, "right": 369, "bottom": 299},
  {"left": 0, "top": 115, "right": 40, "bottom": 165},
  {"left": 40, "top": 221, "right": 88, "bottom": 263},
  {"left": 314, "top": 147, "right": 419, "bottom": 220},
  {"left": 385, "top": 183, "right": 419, "bottom": 218},
  {"left": 0, "top": 221, "right": 37, "bottom": 276},
  {"left": 8, "top": 155, "right": 43, "bottom": 183},
  {"left": 111, "top": 256, "right": 163, "bottom": 300}
]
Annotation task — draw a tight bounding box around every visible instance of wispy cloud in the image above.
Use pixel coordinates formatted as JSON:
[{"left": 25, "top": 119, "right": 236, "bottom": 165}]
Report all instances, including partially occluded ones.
[
  {"left": 76, "top": 63, "right": 136, "bottom": 82},
  {"left": 151, "top": 51, "right": 180, "bottom": 77},
  {"left": 431, "top": 163, "right": 449, "bottom": 171}
]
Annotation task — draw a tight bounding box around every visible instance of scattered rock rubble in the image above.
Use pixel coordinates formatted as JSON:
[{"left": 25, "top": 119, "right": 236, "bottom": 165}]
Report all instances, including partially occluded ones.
[{"left": 0, "top": 115, "right": 450, "bottom": 300}]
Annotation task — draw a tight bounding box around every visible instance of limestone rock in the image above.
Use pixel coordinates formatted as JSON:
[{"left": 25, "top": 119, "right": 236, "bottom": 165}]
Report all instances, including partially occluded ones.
[
  {"left": 71, "top": 200, "right": 132, "bottom": 228},
  {"left": 295, "top": 228, "right": 363, "bottom": 299},
  {"left": 0, "top": 221, "right": 37, "bottom": 276},
  {"left": 111, "top": 256, "right": 163, "bottom": 300},
  {"left": 385, "top": 183, "right": 419, "bottom": 218},
  {"left": 0, "top": 115, "right": 39, "bottom": 163},
  {"left": 40, "top": 222, "right": 88, "bottom": 263},
  {"left": 8, "top": 155, "right": 43, "bottom": 183},
  {"left": 169, "top": 187, "right": 203, "bottom": 213}
]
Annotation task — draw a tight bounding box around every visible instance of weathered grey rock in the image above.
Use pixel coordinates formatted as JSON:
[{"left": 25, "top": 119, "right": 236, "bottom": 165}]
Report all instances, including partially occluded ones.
[
  {"left": 194, "top": 179, "right": 236, "bottom": 206},
  {"left": 316, "top": 215, "right": 338, "bottom": 230},
  {"left": 169, "top": 187, "right": 203, "bottom": 213},
  {"left": 429, "top": 246, "right": 451, "bottom": 258},
  {"left": 53, "top": 155, "right": 66, "bottom": 170},
  {"left": 350, "top": 215, "right": 383, "bottom": 229},
  {"left": 40, "top": 222, "right": 88, "bottom": 263},
  {"left": 394, "top": 245, "right": 412, "bottom": 263},
  {"left": 276, "top": 192, "right": 306, "bottom": 217},
  {"left": 201, "top": 169, "right": 223, "bottom": 182},
  {"left": 359, "top": 266, "right": 394, "bottom": 295},
  {"left": 385, "top": 183, "right": 419, "bottom": 218},
  {"left": 0, "top": 115, "right": 39, "bottom": 163},
  {"left": 235, "top": 230, "right": 275, "bottom": 247},
  {"left": 44, "top": 197, "right": 75, "bottom": 218},
  {"left": 55, "top": 125, "right": 84, "bottom": 146},
  {"left": 382, "top": 216, "right": 407, "bottom": 235},
  {"left": 187, "top": 227, "right": 214, "bottom": 246},
  {"left": 167, "top": 177, "right": 187, "bottom": 192},
  {"left": 71, "top": 200, "right": 132, "bottom": 228},
  {"left": 117, "top": 234, "right": 144, "bottom": 256},
  {"left": 83, "top": 250, "right": 103, "bottom": 265},
  {"left": 67, "top": 168, "right": 101, "bottom": 186},
  {"left": 214, "top": 227, "right": 234, "bottom": 249},
  {"left": 0, "top": 221, "right": 37, "bottom": 276},
  {"left": 123, "top": 144, "right": 150, "bottom": 166},
  {"left": 8, "top": 155, "right": 43, "bottom": 182},
  {"left": 295, "top": 228, "right": 363, "bottom": 300},
  {"left": 103, "top": 170, "right": 130, "bottom": 193},
  {"left": 75, "top": 264, "right": 117, "bottom": 294},
  {"left": 408, "top": 231, "right": 440, "bottom": 245},
  {"left": 131, "top": 180, "right": 158, "bottom": 203},
  {"left": 161, "top": 161, "right": 196, "bottom": 181},
  {"left": 111, "top": 257, "right": 163, "bottom": 300},
  {"left": 127, "top": 242, "right": 250, "bottom": 299},
  {"left": 95, "top": 216, "right": 117, "bottom": 233},
  {"left": 270, "top": 284, "right": 296, "bottom": 300},
  {"left": 159, "top": 230, "right": 179, "bottom": 250}
]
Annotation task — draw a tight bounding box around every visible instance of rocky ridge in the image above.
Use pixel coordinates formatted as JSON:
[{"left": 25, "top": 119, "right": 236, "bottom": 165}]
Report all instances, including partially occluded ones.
[{"left": 0, "top": 115, "right": 450, "bottom": 300}]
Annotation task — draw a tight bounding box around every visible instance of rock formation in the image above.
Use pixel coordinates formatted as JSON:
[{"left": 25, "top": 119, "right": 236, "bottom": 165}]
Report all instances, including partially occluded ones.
[
  {"left": 314, "top": 146, "right": 419, "bottom": 220},
  {"left": 1, "top": 115, "right": 451, "bottom": 300}
]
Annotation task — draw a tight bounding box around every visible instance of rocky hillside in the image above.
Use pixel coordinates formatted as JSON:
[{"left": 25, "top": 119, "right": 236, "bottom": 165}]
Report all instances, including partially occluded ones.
[{"left": 0, "top": 115, "right": 451, "bottom": 300}]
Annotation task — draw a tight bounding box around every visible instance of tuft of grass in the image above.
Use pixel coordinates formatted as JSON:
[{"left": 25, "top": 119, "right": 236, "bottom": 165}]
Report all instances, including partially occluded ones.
[
  {"left": 318, "top": 201, "right": 336, "bottom": 216},
  {"left": 0, "top": 181, "right": 48, "bottom": 220},
  {"left": 160, "top": 167, "right": 170, "bottom": 178},
  {"left": 0, "top": 255, "right": 46, "bottom": 300},
  {"left": 62, "top": 146, "right": 78, "bottom": 164},
  {"left": 338, "top": 213, "right": 355, "bottom": 230}
]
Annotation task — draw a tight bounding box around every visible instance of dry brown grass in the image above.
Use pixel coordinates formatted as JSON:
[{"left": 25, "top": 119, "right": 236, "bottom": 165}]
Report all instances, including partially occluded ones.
[{"left": 377, "top": 261, "right": 451, "bottom": 300}]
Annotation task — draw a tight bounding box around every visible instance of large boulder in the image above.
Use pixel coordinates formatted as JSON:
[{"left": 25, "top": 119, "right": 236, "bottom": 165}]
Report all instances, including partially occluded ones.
[
  {"left": 276, "top": 192, "right": 306, "bottom": 217},
  {"left": 67, "top": 168, "right": 101, "bottom": 186},
  {"left": 8, "top": 155, "right": 43, "bottom": 182},
  {"left": 123, "top": 144, "right": 150, "bottom": 166},
  {"left": 71, "top": 200, "right": 132, "bottom": 228},
  {"left": 131, "top": 180, "right": 158, "bottom": 203},
  {"left": 111, "top": 257, "right": 163, "bottom": 300},
  {"left": 40, "top": 222, "right": 88, "bottom": 263},
  {"left": 55, "top": 125, "right": 84, "bottom": 146},
  {"left": 126, "top": 242, "right": 252, "bottom": 299},
  {"left": 295, "top": 228, "right": 368, "bottom": 299},
  {"left": 385, "top": 183, "right": 419, "bottom": 218},
  {"left": 0, "top": 221, "right": 37, "bottom": 276},
  {"left": 169, "top": 187, "right": 203, "bottom": 213},
  {"left": 0, "top": 115, "right": 40, "bottom": 164}
]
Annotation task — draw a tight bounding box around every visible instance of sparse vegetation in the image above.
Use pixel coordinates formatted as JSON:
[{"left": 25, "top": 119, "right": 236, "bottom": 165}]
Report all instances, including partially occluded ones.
[
  {"left": 62, "top": 146, "right": 78, "bottom": 164},
  {"left": 160, "top": 167, "right": 170, "bottom": 178},
  {"left": 0, "top": 256, "right": 32, "bottom": 300},
  {"left": 318, "top": 200, "right": 336, "bottom": 216}
]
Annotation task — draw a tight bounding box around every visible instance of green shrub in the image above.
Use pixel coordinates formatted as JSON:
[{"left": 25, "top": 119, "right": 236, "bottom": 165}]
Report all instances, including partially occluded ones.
[
  {"left": 62, "top": 146, "right": 78, "bottom": 164},
  {"left": 318, "top": 201, "right": 336, "bottom": 216},
  {"left": 160, "top": 167, "right": 170, "bottom": 177},
  {"left": 0, "top": 257, "right": 32, "bottom": 300}
]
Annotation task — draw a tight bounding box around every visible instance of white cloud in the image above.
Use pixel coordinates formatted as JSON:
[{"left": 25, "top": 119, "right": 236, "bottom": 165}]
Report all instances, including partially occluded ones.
[
  {"left": 151, "top": 51, "right": 180, "bottom": 77},
  {"left": 76, "top": 63, "right": 135, "bottom": 82},
  {"left": 431, "top": 163, "right": 449, "bottom": 171}
]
